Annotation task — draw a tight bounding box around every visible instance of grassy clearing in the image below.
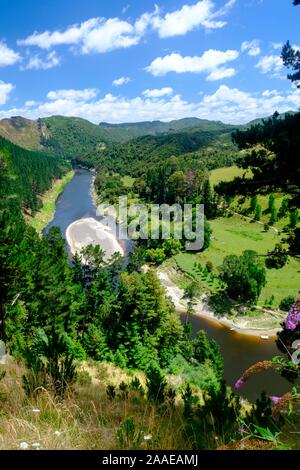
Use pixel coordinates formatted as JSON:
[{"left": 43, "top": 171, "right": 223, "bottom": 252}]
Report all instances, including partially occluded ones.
[
  {"left": 0, "top": 358, "right": 189, "bottom": 450},
  {"left": 171, "top": 213, "right": 300, "bottom": 310},
  {"left": 210, "top": 166, "right": 251, "bottom": 186},
  {"left": 28, "top": 170, "right": 74, "bottom": 233}
]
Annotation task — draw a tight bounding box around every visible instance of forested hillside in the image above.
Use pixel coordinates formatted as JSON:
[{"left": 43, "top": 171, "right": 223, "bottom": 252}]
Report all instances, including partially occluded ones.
[
  {"left": 0, "top": 135, "right": 69, "bottom": 213},
  {"left": 96, "top": 128, "right": 239, "bottom": 176}
]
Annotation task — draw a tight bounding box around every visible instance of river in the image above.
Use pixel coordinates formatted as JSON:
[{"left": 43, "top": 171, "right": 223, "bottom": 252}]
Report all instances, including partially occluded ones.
[{"left": 46, "top": 168, "right": 290, "bottom": 402}]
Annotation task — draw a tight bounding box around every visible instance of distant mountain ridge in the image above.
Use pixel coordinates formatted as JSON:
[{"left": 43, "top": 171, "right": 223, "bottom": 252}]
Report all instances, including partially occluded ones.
[
  {"left": 0, "top": 112, "right": 296, "bottom": 159},
  {"left": 99, "top": 117, "right": 237, "bottom": 135}
]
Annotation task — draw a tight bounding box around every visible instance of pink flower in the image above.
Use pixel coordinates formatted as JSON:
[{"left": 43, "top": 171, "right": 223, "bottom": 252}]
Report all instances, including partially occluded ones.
[
  {"left": 234, "top": 378, "right": 245, "bottom": 390},
  {"left": 285, "top": 304, "right": 300, "bottom": 331},
  {"left": 270, "top": 396, "right": 281, "bottom": 405}
]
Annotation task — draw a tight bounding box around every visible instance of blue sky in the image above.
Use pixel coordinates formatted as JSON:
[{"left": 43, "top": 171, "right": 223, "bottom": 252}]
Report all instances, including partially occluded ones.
[{"left": 0, "top": 0, "right": 299, "bottom": 124}]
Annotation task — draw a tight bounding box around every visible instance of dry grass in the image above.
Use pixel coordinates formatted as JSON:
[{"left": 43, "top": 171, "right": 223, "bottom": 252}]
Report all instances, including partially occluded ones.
[{"left": 0, "top": 358, "right": 189, "bottom": 451}]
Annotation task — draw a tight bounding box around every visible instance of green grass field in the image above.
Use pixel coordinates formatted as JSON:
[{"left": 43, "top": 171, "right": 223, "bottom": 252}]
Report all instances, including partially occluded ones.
[
  {"left": 210, "top": 166, "right": 297, "bottom": 230},
  {"left": 210, "top": 166, "right": 250, "bottom": 186},
  {"left": 172, "top": 213, "right": 300, "bottom": 309}
]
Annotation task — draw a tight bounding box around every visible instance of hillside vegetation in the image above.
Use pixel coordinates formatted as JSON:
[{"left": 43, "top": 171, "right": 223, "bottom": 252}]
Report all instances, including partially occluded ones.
[{"left": 0, "top": 135, "right": 69, "bottom": 213}]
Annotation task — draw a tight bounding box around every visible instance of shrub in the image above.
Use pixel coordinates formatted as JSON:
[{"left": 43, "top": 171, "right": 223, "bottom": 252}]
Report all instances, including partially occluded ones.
[
  {"left": 279, "top": 296, "right": 295, "bottom": 312},
  {"left": 265, "top": 244, "right": 288, "bottom": 269},
  {"left": 206, "top": 261, "right": 213, "bottom": 273},
  {"left": 146, "top": 363, "right": 167, "bottom": 403}
]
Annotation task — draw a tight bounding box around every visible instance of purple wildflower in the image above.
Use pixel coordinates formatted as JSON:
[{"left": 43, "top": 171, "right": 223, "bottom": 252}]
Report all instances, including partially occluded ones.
[
  {"left": 234, "top": 378, "right": 245, "bottom": 390},
  {"left": 270, "top": 396, "right": 281, "bottom": 405},
  {"left": 285, "top": 303, "right": 300, "bottom": 331}
]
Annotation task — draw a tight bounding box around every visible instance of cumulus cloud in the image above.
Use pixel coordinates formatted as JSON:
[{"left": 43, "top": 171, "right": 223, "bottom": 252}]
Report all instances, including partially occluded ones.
[
  {"left": 241, "top": 40, "right": 261, "bottom": 56},
  {"left": 0, "top": 42, "right": 20, "bottom": 67},
  {"left": 152, "top": 0, "right": 236, "bottom": 38},
  {"left": 142, "top": 87, "right": 173, "bottom": 98},
  {"left": 206, "top": 67, "right": 236, "bottom": 80},
  {"left": 22, "top": 51, "right": 61, "bottom": 70},
  {"left": 17, "top": 1, "right": 236, "bottom": 56},
  {"left": 112, "top": 76, "right": 131, "bottom": 86},
  {"left": 0, "top": 81, "right": 14, "bottom": 105},
  {"left": 255, "top": 55, "right": 284, "bottom": 76},
  {"left": 1, "top": 84, "right": 300, "bottom": 125},
  {"left": 47, "top": 88, "right": 98, "bottom": 101},
  {"left": 145, "top": 49, "right": 239, "bottom": 77},
  {"left": 17, "top": 17, "right": 140, "bottom": 54}
]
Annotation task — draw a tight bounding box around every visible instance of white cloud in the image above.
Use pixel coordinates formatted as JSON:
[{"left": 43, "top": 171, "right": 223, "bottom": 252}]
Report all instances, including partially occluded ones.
[
  {"left": 153, "top": 0, "right": 222, "bottom": 38},
  {"left": 112, "top": 76, "right": 131, "bottom": 86},
  {"left": 0, "top": 81, "right": 14, "bottom": 105},
  {"left": 142, "top": 87, "right": 173, "bottom": 98},
  {"left": 271, "top": 42, "right": 283, "bottom": 50},
  {"left": 255, "top": 55, "right": 284, "bottom": 76},
  {"left": 17, "top": 18, "right": 98, "bottom": 49},
  {"left": 17, "top": 1, "right": 236, "bottom": 56},
  {"left": 47, "top": 88, "right": 98, "bottom": 101},
  {"left": 2, "top": 84, "right": 300, "bottom": 125},
  {"left": 22, "top": 51, "right": 61, "bottom": 70},
  {"left": 0, "top": 42, "right": 20, "bottom": 67},
  {"left": 17, "top": 17, "right": 140, "bottom": 54},
  {"left": 241, "top": 40, "right": 261, "bottom": 56},
  {"left": 80, "top": 18, "right": 139, "bottom": 54},
  {"left": 270, "top": 41, "right": 300, "bottom": 52},
  {"left": 145, "top": 49, "right": 239, "bottom": 77},
  {"left": 25, "top": 100, "right": 38, "bottom": 107},
  {"left": 262, "top": 89, "right": 280, "bottom": 97},
  {"left": 206, "top": 67, "right": 236, "bottom": 80}
]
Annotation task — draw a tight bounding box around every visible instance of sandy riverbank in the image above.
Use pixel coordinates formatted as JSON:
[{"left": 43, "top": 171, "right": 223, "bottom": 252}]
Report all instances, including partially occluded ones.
[
  {"left": 157, "top": 269, "right": 281, "bottom": 338},
  {"left": 66, "top": 217, "right": 124, "bottom": 262}
]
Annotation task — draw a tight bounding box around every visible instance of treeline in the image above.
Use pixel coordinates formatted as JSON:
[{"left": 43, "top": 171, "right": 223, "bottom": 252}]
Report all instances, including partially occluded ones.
[
  {"left": 0, "top": 135, "right": 69, "bottom": 212},
  {"left": 231, "top": 112, "right": 300, "bottom": 194}
]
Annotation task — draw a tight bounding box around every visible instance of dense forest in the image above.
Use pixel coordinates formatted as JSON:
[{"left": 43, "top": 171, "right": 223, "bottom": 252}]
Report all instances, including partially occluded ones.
[{"left": 0, "top": 135, "right": 69, "bottom": 212}]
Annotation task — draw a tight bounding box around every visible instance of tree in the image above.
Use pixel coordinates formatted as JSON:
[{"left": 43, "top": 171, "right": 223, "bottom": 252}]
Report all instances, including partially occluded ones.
[
  {"left": 280, "top": 2, "right": 300, "bottom": 86},
  {"left": 184, "top": 281, "right": 200, "bottom": 322},
  {"left": 278, "top": 198, "right": 289, "bottom": 218},
  {"left": 219, "top": 250, "right": 267, "bottom": 303},
  {"left": 282, "top": 41, "right": 300, "bottom": 88},
  {"left": 287, "top": 227, "right": 300, "bottom": 256},
  {"left": 146, "top": 363, "right": 167, "bottom": 403},
  {"left": 250, "top": 195, "right": 258, "bottom": 212},
  {"left": 268, "top": 193, "right": 275, "bottom": 213},
  {"left": 166, "top": 171, "right": 187, "bottom": 203},
  {"left": 202, "top": 179, "right": 216, "bottom": 219},
  {"left": 265, "top": 244, "right": 288, "bottom": 269},
  {"left": 193, "top": 330, "right": 223, "bottom": 379},
  {"left": 290, "top": 209, "right": 299, "bottom": 228},
  {"left": 254, "top": 204, "right": 262, "bottom": 221}
]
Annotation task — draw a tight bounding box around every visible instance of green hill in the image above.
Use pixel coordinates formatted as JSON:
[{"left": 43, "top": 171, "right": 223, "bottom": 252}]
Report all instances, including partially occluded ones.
[{"left": 0, "top": 134, "right": 69, "bottom": 213}]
